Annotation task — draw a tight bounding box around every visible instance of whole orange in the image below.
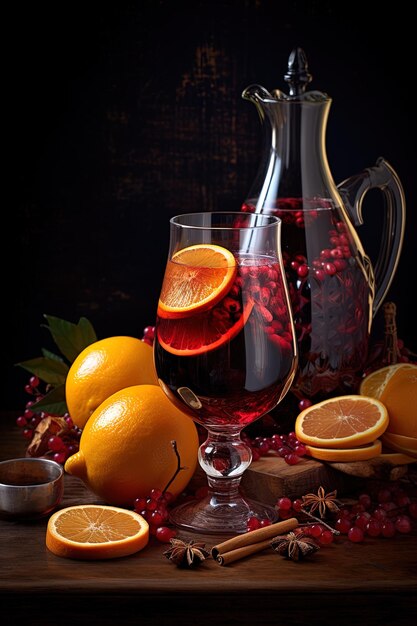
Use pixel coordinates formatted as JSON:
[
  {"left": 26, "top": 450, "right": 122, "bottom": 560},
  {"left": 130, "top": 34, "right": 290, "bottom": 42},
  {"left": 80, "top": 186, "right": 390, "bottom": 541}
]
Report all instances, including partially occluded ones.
[
  {"left": 64, "top": 385, "right": 199, "bottom": 506},
  {"left": 65, "top": 336, "right": 158, "bottom": 429}
]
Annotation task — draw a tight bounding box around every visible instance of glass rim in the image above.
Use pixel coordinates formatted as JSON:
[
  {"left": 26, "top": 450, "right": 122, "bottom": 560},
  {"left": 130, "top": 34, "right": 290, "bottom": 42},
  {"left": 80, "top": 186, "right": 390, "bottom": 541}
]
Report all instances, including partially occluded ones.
[{"left": 170, "top": 212, "right": 281, "bottom": 231}]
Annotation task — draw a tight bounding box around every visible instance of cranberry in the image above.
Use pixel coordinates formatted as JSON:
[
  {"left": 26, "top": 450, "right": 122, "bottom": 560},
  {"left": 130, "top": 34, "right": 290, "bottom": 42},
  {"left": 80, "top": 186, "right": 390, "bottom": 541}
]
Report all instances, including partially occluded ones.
[
  {"left": 277, "top": 497, "right": 292, "bottom": 511},
  {"left": 324, "top": 262, "right": 337, "bottom": 276},
  {"left": 348, "top": 526, "right": 364, "bottom": 543}
]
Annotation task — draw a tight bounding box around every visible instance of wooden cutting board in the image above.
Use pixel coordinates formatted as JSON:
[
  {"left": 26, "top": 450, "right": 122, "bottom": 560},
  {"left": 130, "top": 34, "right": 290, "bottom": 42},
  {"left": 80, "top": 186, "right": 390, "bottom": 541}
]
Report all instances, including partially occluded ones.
[
  {"left": 188, "top": 454, "right": 362, "bottom": 504},
  {"left": 241, "top": 454, "right": 360, "bottom": 504}
]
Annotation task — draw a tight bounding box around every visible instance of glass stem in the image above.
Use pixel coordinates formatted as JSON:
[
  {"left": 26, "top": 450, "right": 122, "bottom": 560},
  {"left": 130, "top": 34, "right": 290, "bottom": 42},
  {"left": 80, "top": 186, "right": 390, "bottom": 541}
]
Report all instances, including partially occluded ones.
[{"left": 198, "top": 428, "right": 252, "bottom": 501}]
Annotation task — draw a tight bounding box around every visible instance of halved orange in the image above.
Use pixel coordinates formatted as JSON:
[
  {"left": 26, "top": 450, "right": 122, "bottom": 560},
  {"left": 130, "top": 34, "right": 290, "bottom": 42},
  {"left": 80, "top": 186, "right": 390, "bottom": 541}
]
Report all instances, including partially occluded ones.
[
  {"left": 295, "top": 395, "right": 389, "bottom": 449},
  {"left": 157, "top": 299, "right": 254, "bottom": 356},
  {"left": 305, "top": 439, "right": 382, "bottom": 462},
  {"left": 158, "top": 244, "right": 237, "bottom": 319},
  {"left": 359, "top": 363, "right": 417, "bottom": 437},
  {"left": 359, "top": 363, "right": 415, "bottom": 398},
  {"left": 46, "top": 505, "right": 149, "bottom": 560}
]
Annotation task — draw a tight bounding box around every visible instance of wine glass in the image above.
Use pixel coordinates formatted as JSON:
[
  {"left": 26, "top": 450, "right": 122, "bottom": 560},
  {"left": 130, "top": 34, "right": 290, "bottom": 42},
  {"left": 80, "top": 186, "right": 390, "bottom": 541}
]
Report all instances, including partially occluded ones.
[{"left": 154, "top": 212, "right": 297, "bottom": 534}]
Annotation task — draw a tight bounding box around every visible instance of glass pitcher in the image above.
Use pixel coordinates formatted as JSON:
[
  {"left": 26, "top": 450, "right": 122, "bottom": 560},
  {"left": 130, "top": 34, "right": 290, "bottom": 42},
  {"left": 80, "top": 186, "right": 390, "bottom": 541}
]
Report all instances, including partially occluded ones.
[{"left": 241, "top": 48, "right": 406, "bottom": 401}]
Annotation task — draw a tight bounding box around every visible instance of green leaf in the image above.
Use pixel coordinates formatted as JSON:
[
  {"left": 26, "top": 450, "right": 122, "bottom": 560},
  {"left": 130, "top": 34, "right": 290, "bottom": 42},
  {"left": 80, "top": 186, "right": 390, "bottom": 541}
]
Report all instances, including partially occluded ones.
[
  {"left": 16, "top": 356, "right": 69, "bottom": 385},
  {"left": 42, "top": 314, "right": 97, "bottom": 363},
  {"left": 29, "top": 384, "right": 68, "bottom": 415},
  {"left": 41, "top": 348, "right": 65, "bottom": 361},
  {"left": 77, "top": 316, "right": 98, "bottom": 346}
]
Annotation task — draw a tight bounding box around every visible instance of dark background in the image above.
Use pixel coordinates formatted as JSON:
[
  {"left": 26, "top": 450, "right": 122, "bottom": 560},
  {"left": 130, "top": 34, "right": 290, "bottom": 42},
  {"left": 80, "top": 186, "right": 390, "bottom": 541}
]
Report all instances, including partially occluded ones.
[{"left": 4, "top": 1, "right": 416, "bottom": 410}]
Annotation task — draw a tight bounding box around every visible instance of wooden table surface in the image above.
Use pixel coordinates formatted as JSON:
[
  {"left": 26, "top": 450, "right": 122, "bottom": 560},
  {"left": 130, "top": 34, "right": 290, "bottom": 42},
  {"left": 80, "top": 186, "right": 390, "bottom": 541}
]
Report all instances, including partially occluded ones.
[{"left": 1, "top": 413, "right": 416, "bottom": 626}]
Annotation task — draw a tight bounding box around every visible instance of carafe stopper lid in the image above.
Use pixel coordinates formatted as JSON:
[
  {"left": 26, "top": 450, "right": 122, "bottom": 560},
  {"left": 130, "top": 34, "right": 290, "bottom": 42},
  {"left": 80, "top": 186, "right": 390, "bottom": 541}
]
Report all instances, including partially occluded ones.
[{"left": 284, "top": 48, "right": 313, "bottom": 96}]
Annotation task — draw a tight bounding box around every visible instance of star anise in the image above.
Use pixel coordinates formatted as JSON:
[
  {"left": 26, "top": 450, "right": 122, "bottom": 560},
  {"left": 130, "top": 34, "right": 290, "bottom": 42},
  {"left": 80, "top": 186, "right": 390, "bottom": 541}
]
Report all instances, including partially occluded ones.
[
  {"left": 271, "top": 531, "right": 320, "bottom": 561},
  {"left": 163, "top": 538, "right": 210, "bottom": 568},
  {"left": 301, "top": 486, "right": 341, "bottom": 519}
]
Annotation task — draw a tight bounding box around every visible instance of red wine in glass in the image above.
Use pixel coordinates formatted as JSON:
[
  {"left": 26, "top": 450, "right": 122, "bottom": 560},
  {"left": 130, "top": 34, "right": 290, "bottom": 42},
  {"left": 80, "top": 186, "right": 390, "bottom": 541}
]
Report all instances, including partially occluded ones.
[{"left": 154, "top": 212, "right": 297, "bottom": 535}]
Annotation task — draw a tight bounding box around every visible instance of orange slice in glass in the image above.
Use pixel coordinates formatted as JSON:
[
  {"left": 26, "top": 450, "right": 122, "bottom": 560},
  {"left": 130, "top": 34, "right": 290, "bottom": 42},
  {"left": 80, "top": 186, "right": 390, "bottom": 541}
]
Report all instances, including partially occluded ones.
[
  {"left": 295, "top": 395, "right": 389, "bottom": 449},
  {"left": 158, "top": 244, "right": 237, "bottom": 319},
  {"left": 157, "top": 299, "right": 254, "bottom": 356},
  {"left": 46, "top": 505, "right": 149, "bottom": 560}
]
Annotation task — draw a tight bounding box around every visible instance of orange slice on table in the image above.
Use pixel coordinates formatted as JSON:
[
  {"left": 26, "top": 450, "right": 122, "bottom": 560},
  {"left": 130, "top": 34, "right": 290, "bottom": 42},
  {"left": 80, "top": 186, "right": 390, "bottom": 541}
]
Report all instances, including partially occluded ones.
[
  {"left": 380, "top": 435, "right": 417, "bottom": 460},
  {"left": 46, "top": 505, "right": 149, "bottom": 560},
  {"left": 381, "top": 431, "right": 417, "bottom": 452},
  {"left": 158, "top": 244, "right": 237, "bottom": 319},
  {"left": 295, "top": 395, "right": 389, "bottom": 449},
  {"left": 379, "top": 448, "right": 417, "bottom": 465},
  {"left": 359, "top": 363, "right": 417, "bottom": 437},
  {"left": 305, "top": 439, "right": 382, "bottom": 462}
]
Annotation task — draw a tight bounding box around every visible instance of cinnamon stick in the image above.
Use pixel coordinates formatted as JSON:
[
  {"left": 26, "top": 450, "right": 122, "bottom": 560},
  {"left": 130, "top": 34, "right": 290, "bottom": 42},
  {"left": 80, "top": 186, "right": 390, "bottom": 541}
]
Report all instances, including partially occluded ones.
[
  {"left": 215, "top": 538, "right": 273, "bottom": 566},
  {"left": 211, "top": 517, "right": 298, "bottom": 565}
]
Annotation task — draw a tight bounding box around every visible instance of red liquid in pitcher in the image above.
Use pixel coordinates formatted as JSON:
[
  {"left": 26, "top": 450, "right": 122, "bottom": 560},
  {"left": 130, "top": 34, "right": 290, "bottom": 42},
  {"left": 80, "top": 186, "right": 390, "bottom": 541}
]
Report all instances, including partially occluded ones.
[
  {"left": 154, "top": 255, "right": 296, "bottom": 427},
  {"left": 242, "top": 200, "right": 372, "bottom": 399}
]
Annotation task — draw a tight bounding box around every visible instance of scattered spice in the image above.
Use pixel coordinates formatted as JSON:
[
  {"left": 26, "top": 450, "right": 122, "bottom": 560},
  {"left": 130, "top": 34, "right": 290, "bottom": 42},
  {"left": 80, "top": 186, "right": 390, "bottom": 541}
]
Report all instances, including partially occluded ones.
[
  {"left": 163, "top": 538, "right": 210, "bottom": 568},
  {"left": 302, "top": 486, "right": 341, "bottom": 519},
  {"left": 271, "top": 531, "right": 320, "bottom": 561},
  {"left": 26, "top": 416, "right": 70, "bottom": 458}
]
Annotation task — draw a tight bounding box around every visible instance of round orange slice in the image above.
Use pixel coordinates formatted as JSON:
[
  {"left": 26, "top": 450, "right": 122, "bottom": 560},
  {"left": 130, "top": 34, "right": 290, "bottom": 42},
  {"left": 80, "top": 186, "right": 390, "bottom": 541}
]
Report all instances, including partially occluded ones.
[
  {"left": 46, "top": 505, "right": 149, "bottom": 560},
  {"left": 157, "top": 299, "right": 254, "bottom": 356},
  {"left": 158, "top": 244, "right": 237, "bottom": 319},
  {"left": 305, "top": 439, "right": 382, "bottom": 462},
  {"left": 295, "top": 395, "right": 389, "bottom": 449}
]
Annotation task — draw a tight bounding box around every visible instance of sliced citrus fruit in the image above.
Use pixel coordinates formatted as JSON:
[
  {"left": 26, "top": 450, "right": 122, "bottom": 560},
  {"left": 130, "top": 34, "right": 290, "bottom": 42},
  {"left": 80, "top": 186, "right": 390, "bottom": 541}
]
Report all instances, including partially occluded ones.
[
  {"left": 359, "top": 363, "right": 415, "bottom": 398},
  {"left": 46, "top": 505, "right": 149, "bottom": 560},
  {"left": 380, "top": 436, "right": 417, "bottom": 460},
  {"left": 381, "top": 431, "right": 417, "bottom": 452},
  {"left": 305, "top": 439, "right": 382, "bottom": 462},
  {"left": 359, "top": 363, "right": 417, "bottom": 437},
  {"left": 157, "top": 299, "right": 254, "bottom": 356},
  {"left": 379, "top": 448, "right": 417, "bottom": 465},
  {"left": 295, "top": 395, "right": 389, "bottom": 449},
  {"left": 158, "top": 244, "right": 237, "bottom": 319}
]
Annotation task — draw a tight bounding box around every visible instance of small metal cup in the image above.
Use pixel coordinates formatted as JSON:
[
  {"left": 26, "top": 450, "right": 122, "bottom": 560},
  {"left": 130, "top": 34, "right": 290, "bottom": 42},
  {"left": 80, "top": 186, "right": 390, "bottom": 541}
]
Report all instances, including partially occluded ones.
[{"left": 0, "top": 457, "right": 64, "bottom": 519}]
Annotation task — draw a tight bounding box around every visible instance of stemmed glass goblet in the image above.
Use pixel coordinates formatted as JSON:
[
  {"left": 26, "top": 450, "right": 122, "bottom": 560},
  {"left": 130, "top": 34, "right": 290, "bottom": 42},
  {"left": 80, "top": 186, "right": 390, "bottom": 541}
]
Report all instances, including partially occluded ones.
[{"left": 154, "top": 212, "right": 297, "bottom": 534}]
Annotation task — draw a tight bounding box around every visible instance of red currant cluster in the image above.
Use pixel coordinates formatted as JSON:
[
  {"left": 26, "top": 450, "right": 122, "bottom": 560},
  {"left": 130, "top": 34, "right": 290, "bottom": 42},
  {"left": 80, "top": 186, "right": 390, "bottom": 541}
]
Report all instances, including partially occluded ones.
[
  {"left": 275, "top": 496, "right": 335, "bottom": 545},
  {"left": 242, "top": 430, "right": 308, "bottom": 465},
  {"left": 333, "top": 485, "right": 416, "bottom": 542},
  {"left": 142, "top": 326, "right": 155, "bottom": 346},
  {"left": 133, "top": 485, "right": 210, "bottom": 543},
  {"left": 273, "top": 483, "right": 416, "bottom": 545},
  {"left": 133, "top": 489, "right": 177, "bottom": 543},
  {"left": 15, "top": 375, "right": 81, "bottom": 463}
]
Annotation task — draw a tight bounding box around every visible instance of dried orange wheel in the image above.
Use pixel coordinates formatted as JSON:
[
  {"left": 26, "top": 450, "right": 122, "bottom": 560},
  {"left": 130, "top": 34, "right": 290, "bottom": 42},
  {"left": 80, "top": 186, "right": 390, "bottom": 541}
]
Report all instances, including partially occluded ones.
[
  {"left": 295, "top": 395, "right": 389, "bottom": 449},
  {"left": 158, "top": 244, "right": 237, "bottom": 319},
  {"left": 305, "top": 439, "right": 382, "bottom": 462},
  {"left": 46, "top": 505, "right": 149, "bottom": 560},
  {"left": 359, "top": 363, "right": 417, "bottom": 437}
]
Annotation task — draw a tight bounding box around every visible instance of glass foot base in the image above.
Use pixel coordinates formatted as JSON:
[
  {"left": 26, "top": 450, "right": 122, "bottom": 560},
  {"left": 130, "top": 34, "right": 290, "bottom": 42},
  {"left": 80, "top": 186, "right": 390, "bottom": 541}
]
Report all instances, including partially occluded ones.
[{"left": 169, "top": 492, "right": 278, "bottom": 535}]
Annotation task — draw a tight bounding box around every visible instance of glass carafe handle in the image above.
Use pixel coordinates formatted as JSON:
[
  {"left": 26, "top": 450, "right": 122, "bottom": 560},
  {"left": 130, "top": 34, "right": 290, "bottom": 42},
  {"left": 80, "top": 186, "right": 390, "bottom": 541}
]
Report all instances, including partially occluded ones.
[{"left": 337, "top": 157, "right": 406, "bottom": 315}]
